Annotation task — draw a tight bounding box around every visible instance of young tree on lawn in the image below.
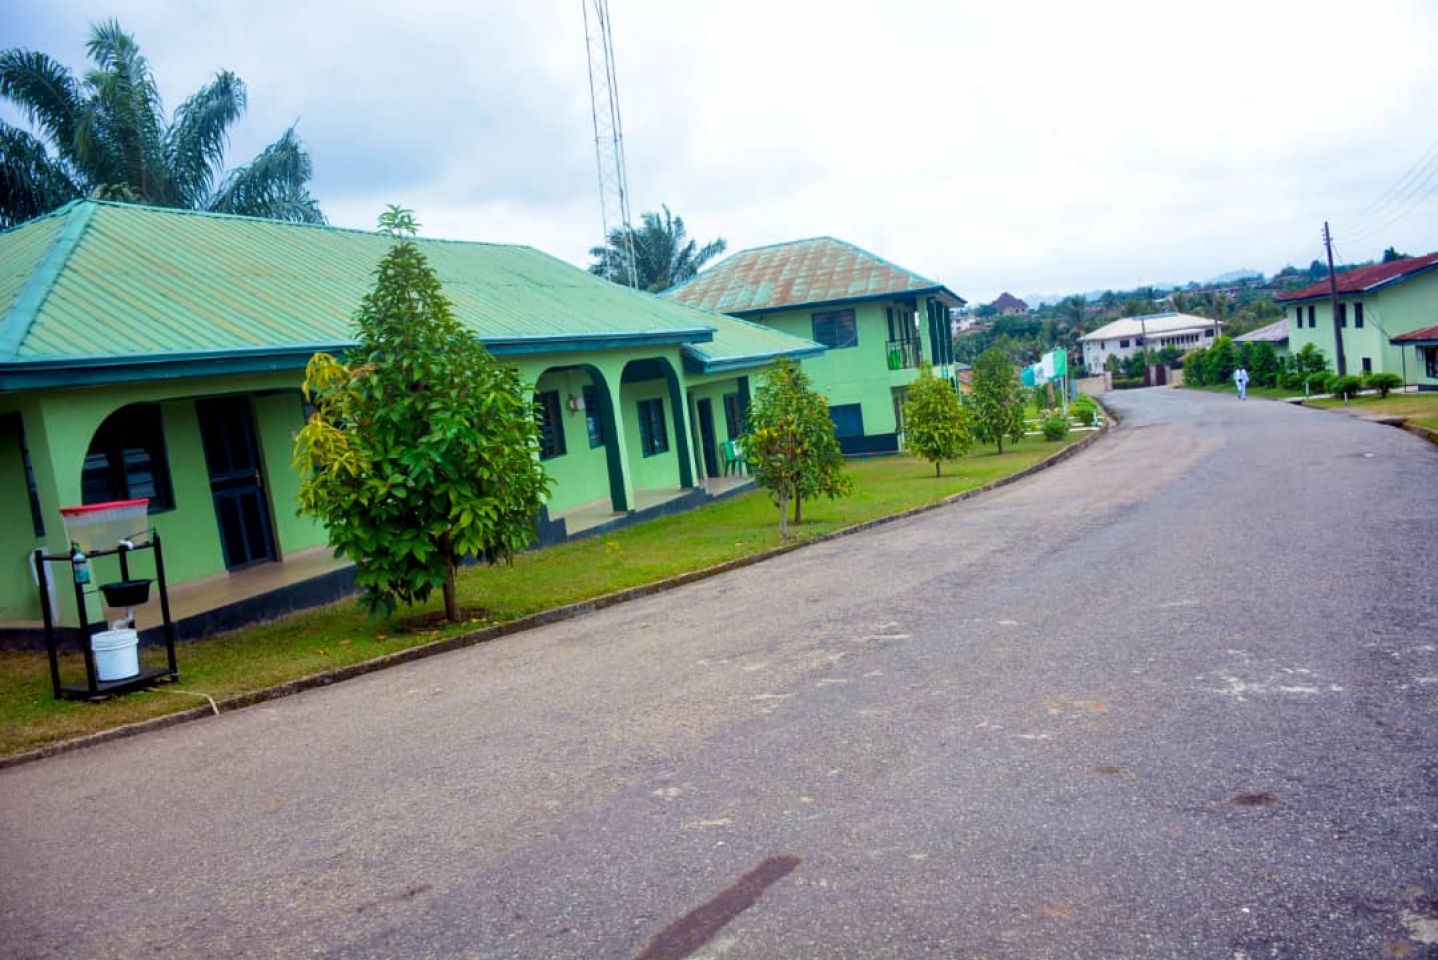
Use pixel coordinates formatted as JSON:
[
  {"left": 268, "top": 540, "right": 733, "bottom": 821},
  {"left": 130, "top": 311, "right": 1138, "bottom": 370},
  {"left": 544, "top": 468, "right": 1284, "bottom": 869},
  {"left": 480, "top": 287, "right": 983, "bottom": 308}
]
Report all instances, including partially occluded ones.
[
  {"left": 294, "top": 206, "right": 549, "bottom": 622},
  {"left": 903, "top": 367, "right": 973, "bottom": 476},
  {"left": 742, "top": 359, "right": 851, "bottom": 536},
  {"left": 969, "top": 347, "right": 1027, "bottom": 454}
]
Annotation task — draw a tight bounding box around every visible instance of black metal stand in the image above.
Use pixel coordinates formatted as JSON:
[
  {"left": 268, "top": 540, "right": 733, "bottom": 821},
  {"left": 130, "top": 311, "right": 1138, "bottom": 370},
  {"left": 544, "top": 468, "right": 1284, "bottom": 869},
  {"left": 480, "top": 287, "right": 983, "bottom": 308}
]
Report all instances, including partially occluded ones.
[{"left": 34, "top": 530, "right": 180, "bottom": 702}]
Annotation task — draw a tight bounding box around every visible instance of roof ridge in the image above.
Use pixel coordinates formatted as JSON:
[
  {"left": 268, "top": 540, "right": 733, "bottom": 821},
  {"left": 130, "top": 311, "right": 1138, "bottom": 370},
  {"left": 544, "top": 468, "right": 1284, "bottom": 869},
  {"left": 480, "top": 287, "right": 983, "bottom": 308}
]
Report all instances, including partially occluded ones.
[
  {"left": 0, "top": 202, "right": 98, "bottom": 361},
  {"left": 35, "top": 199, "right": 540, "bottom": 251}
]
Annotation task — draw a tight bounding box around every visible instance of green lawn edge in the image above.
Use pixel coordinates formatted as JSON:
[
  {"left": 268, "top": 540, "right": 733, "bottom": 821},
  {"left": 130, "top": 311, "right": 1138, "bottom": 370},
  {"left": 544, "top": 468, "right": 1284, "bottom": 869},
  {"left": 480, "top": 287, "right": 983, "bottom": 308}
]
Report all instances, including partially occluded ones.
[{"left": 1, "top": 427, "right": 1106, "bottom": 764}]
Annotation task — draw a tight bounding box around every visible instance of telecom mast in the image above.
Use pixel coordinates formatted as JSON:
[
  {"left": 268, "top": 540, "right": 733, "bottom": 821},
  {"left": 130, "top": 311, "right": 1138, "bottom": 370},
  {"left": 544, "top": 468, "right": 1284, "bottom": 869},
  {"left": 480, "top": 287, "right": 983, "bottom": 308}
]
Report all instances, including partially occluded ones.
[{"left": 582, "top": 0, "right": 638, "bottom": 287}]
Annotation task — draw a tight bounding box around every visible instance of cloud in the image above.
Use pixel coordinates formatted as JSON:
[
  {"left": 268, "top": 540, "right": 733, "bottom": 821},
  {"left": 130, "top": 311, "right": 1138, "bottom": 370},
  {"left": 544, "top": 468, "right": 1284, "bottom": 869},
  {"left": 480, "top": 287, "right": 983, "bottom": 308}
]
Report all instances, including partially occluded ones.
[{"left": 4, "top": 0, "right": 1436, "bottom": 299}]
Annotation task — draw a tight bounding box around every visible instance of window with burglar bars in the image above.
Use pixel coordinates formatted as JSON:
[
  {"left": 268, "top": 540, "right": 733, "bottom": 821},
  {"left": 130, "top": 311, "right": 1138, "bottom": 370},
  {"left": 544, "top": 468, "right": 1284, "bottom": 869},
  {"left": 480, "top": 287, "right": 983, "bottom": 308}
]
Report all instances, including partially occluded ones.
[
  {"left": 535, "top": 391, "right": 565, "bottom": 460},
  {"left": 638, "top": 398, "right": 668, "bottom": 456}
]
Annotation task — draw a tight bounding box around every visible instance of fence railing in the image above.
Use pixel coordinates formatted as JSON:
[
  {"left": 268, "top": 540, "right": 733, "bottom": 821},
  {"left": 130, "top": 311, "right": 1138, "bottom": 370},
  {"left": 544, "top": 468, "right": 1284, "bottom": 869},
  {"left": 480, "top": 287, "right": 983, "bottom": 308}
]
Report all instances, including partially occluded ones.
[{"left": 885, "top": 338, "right": 923, "bottom": 370}]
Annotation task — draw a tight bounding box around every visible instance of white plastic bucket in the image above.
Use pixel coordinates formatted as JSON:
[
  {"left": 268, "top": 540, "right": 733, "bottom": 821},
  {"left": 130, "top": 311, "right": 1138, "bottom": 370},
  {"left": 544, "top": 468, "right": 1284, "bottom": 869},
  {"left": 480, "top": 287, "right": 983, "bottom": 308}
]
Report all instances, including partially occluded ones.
[{"left": 92, "top": 628, "right": 140, "bottom": 681}]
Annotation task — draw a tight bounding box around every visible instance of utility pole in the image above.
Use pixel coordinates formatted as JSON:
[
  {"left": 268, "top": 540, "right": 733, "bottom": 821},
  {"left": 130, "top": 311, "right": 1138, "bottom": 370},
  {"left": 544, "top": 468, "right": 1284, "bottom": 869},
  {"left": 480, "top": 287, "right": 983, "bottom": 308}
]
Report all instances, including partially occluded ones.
[{"left": 1323, "top": 221, "right": 1347, "bottom": 376}]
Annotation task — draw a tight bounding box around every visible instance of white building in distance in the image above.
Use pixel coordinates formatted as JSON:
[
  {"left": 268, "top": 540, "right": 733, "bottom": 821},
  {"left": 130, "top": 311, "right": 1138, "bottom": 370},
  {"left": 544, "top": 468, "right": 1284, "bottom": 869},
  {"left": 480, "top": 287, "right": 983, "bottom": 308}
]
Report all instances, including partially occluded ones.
[{"left": 1080, "top": 312, "right": 1221, "bottom": 370}]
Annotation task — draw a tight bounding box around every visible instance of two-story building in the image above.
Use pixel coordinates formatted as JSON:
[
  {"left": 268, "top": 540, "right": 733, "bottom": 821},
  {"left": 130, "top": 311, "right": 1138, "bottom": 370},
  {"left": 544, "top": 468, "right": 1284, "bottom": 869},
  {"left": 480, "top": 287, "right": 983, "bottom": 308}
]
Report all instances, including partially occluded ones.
[
  {"left": 1276, "top": 253, "right": 1438, "bottom": 385},
  {"left": 1079, "top": 312, "right": 1220, "bottom": 371},
  {"left": 665, "top": 237, "right": 963, "bottom": 455}
]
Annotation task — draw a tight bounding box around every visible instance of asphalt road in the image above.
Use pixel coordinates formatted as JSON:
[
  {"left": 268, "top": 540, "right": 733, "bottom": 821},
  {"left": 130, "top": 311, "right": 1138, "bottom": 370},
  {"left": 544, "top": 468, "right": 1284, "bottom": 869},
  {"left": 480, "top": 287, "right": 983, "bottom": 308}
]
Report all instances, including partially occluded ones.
[{"left": 2, "top": 388, "right": 1436, "bottom": 959}]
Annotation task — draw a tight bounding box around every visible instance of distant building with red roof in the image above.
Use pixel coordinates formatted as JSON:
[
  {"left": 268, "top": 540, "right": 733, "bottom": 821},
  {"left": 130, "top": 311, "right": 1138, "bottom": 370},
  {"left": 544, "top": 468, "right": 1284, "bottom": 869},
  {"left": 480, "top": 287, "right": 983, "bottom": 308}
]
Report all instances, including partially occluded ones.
[
  {"left": 989, "top": 292, "right": 1029, "bottom": 316},
  {"left": 1277, "top": 252, "right": 1438, "bottom": 387}
]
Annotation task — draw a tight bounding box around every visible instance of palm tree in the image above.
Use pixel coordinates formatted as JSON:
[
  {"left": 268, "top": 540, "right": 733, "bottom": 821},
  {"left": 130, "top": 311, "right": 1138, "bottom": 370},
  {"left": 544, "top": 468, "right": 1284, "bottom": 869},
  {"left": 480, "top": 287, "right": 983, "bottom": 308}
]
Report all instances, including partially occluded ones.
[
  {"left": 589, "top": 204, "right": 726, "bottom": 292},
  {"left": 0, "top": 20, "right": 323, "bottom": 227}
]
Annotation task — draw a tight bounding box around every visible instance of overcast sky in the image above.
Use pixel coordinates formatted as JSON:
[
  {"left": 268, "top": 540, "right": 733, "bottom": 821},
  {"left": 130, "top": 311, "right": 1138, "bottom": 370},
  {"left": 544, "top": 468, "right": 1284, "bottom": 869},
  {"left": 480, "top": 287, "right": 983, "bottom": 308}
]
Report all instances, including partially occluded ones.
[{"left": 6, "top": 0, "right": 1437, "bottom": 302}]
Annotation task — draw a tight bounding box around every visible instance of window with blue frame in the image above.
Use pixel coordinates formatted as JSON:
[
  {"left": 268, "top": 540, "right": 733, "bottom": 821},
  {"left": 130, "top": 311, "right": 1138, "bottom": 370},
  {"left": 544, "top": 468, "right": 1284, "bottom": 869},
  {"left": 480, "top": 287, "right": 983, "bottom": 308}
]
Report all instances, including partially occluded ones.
[
  {"left": 828, "top": 403, "right": 864, "bottom": 439},
  {"left": 811, "top": 309, "right": 858, "bottom": 349},
  {"left": 535, "top": 391, "right": 565, "bottom": 460},
  {"left": 638, "top": 398, "right": 668, "bottom": 456},
  {"left": 722, "top": 392, "right": 744, "bottom": 439},
  {"left": 582, "top": 385, "right": 605, "bottom": 448},
  {"left": 81, "top": 404, "right": 174, "bottom": 511}
]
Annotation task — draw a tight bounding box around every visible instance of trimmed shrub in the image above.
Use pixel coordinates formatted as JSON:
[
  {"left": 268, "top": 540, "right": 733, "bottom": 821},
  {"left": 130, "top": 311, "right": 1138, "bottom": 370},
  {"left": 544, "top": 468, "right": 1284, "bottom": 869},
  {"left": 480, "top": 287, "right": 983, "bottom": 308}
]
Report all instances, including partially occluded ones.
[
  {"left": 1363, "top": 372, "right": 1402, "bottom": 399},
  {"left": 1305, "top": 371, "right": 1333, "bottom": 394},
  {"left": 1112, "top": 376, "right": 1145, "bottom": 390},
  {"left": 1329, "top": 375, "right": 1364, "bottom": 400},
  {"left": 1073, "top": 402, "right": 1097, "bottom": 426},
  {"left": 1041, "top": 414, "right": 1070, "bottom": 441}
]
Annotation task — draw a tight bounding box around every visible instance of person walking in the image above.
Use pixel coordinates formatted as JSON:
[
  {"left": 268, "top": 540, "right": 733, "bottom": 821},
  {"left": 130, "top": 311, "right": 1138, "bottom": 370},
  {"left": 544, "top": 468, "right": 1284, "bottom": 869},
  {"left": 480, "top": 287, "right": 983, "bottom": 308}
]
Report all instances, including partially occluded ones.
[{"left": 1233, "top": 365, "right": 1249, "bottom": 400}]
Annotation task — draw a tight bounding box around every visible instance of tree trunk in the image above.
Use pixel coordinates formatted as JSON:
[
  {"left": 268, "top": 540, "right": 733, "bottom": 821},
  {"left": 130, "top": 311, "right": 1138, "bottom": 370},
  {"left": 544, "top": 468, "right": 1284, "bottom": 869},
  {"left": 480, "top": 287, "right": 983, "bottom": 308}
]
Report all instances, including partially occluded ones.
[
  {"left": 793, "top": 491, "right": 803, "bottom": 526},
  {"left": 439, "top": 535, "right": 459, "bottom": 623},
  {"left": 935, "top": 460, "right": 942, "bottom": 477},
  {"left": 997, "top": 436, "right": 1005, "bottom": 454},
  {"left": 778, "top": 489, "right": 790, "bottom": 538}
]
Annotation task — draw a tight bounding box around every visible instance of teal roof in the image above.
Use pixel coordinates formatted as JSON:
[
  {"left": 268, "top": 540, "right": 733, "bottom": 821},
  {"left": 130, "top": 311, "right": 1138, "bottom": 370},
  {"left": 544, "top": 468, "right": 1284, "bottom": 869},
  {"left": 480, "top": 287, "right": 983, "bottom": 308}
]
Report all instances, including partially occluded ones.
[
  {"left": 666, "top": 236, "right": 965, "bottom": 315},
  {"left": 0, "top": 201, "right": 820, "bottom": 388},
  {"left": 683, "top": 313, "right": 824, "bottom": 374}
]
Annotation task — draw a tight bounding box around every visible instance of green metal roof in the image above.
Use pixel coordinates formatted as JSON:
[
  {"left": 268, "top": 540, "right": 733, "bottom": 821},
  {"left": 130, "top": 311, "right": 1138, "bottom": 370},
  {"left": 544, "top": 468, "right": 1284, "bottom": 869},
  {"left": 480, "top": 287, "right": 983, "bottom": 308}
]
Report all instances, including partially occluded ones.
[
  {"left": 665, "top": 236, "right": 965, "bottom": 315},
  {"left": 682, "top": 314, "right": 825, "bottom": 374},
  {"left": 0, "top": 201, "right": 821, "bottom": 388}
]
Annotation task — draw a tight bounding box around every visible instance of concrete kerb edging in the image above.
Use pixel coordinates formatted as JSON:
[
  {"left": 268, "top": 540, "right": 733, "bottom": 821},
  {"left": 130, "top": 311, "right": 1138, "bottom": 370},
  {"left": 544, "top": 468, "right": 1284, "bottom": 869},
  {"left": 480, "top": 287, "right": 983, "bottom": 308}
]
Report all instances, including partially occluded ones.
[
  {"left": 1292, "top": 398, "right": 1438, "bottom": 446},
  {"left": 2, "top": 407, "right": 1116, "bottom": 770}
]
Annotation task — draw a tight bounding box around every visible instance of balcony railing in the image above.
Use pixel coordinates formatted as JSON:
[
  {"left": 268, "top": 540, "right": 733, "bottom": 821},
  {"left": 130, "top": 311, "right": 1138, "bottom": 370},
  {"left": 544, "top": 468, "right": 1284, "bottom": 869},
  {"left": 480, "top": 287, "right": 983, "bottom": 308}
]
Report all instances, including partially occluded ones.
[{"left": 885, "top": 338, "right": 924, "bottom": 370}]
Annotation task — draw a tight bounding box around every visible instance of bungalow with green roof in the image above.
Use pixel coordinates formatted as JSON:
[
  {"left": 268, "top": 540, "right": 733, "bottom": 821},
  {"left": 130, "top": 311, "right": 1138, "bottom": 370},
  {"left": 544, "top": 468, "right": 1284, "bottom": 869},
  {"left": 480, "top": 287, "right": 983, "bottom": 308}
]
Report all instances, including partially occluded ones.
[
  {"left": 665, "top": 237, "right": 964, "bottom": 454},
  {"left": 0, "top": 200, "right": 821, "bottom": 630},
  {"left": 1276, "top": 252, "right": 1438, "bottom": 385}
]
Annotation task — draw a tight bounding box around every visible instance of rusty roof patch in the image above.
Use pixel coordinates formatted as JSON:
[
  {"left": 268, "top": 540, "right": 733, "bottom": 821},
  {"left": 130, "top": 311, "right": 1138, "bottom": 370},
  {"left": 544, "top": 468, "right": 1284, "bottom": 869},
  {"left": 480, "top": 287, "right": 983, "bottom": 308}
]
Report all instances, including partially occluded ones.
[{"left": 665, "top": 236, "right": 963, "bottom": 315}]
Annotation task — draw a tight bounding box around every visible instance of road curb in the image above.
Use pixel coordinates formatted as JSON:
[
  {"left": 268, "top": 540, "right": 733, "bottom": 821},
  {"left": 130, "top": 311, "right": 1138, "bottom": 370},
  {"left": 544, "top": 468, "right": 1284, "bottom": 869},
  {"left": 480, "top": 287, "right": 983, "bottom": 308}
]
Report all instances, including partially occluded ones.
[
  {"left": 1293, "top": 398, "right": 1438, "bottom": 445},
  {"left": 2, "top": 415, "right": 1114, "bottom": 770}
]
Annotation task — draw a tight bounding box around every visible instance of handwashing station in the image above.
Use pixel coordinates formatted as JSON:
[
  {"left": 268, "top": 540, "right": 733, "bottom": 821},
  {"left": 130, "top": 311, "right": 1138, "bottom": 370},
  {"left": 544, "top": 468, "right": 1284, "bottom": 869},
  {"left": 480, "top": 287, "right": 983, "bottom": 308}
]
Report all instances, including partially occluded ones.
[{"left": 33, "top": 498, "right": 179, "bottom": 701}]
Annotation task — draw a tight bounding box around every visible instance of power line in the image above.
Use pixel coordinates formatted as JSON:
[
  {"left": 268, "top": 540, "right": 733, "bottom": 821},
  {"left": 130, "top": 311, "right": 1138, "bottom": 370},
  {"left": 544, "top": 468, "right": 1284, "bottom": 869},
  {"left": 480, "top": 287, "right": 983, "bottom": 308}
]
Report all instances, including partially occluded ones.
[
  {"left": 1345, "top": 136, "right": 1438, "bottom": 231},
  {"left": 1342, "top": 140, "right": 1438, "bottom": 241}
]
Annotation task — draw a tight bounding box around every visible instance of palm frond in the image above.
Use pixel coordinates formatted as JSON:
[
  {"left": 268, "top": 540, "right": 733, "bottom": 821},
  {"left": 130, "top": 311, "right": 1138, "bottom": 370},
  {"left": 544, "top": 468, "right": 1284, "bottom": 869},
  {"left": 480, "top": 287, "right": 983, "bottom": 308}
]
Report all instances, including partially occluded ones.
[
  {"left": 165, "top": 70, "right": 246, "bottom": 207},
  {"left": 0, "top": 121, "right": 82, "bottom": 226},
  {"left": 208, "top": 126, "right": 324, "bottom": 223},
  {"left": 77, "top": 19, "right": 167, "bottom": 201},
  {"left": 0, "top": 50, "right": 83, "bottom": 165}
]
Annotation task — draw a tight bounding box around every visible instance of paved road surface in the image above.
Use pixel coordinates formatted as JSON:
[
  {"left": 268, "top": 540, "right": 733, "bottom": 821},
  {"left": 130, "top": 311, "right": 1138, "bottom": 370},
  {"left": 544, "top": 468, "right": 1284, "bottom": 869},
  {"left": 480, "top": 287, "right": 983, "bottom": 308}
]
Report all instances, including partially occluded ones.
[{"left": 3, "top": 389, "right": 1436, "bottom": 959}]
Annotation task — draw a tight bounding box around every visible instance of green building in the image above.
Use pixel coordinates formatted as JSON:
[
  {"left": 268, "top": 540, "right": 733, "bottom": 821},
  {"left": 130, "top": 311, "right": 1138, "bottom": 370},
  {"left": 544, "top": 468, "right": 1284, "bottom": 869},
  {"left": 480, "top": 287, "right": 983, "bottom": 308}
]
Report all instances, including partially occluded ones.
[
  {"left": 0, "top": 201, "right": 821, "bottom": 628},
  {"left": 1276, "top": 253, "right": 1438, "bottom": 387},
  {"left": 666, "top": 237, "right": 964, "bottom": 454}
]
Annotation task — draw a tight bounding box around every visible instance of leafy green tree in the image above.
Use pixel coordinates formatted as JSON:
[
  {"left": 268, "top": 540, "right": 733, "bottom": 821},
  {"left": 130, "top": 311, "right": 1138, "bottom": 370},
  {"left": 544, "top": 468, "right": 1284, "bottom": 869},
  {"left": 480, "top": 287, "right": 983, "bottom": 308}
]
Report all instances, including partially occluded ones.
[
  {"left": 1292, "top": 343, "right": 1329, "bottom": 376},
  {"left": 1248, "top": 342, "right": 1280, "bottom": 387},
  {"left": 1182, "top": 349, "right": 1208, "bottom": 386},
  {"left": 294, "top": 207, "right": 549, "bottom": 622},
  {"left": 1382, "top": 246, "right": 1408, "bottom": 263},
  {"left": 969, "top": 347, "right": 1027, "bottom": 454},
  {"left": 1201, "top": 334, "right": 1236, "bottom": 386},
  {"left": 0, "top": 20, "right": 322, "bottom": 227},
  {"left": 741, "top": 359, "right": 850, "bottom": 536},
  {"left": 903, "top": 368, "right": 973, "bottom": 476},
  {"left": 589, "top": 204, "right": 726, "bottom": 292}
]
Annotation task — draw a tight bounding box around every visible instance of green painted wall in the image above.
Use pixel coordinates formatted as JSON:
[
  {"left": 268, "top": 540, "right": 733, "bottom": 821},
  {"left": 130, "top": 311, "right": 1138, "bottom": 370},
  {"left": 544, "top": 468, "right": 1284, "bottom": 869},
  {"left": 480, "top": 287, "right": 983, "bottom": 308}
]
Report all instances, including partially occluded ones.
[
  {"left": 252, "top": 392, "right": 327, "bottom": 556},
  {"left": 620, "top": 378, "right": 681, "bottom": 490},
  {"left": 532, "top": 367, "right": 613, "bottom": 513},
  {"left": 0, "top": 410, "right": 42, "bottom": 621},
  {"left": 0, "top": 376, "right": 324, "bottom": 622},
  {"left": 1285, "top": 270, "right": 1438, "bottom": 382},
  {"left": 685, "top": 376, "right": 745, "bottom": 479},
  {"left": 0, "top": 344, "right": 733, "bottom": 622},
  {"left": 745, "top": 296, "right": 948, "bottom": 440}
]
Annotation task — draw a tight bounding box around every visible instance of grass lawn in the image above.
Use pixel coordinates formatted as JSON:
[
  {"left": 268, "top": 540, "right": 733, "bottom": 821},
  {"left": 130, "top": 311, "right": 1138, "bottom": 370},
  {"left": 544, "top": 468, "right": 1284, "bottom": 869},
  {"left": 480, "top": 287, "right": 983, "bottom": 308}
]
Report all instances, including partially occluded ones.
[
  {"left": 1307, "top": 392, "right": 1438, "bottom": 430},
  {"left": 0, "top": 435, "right": 1082, "bottom": 758}
]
